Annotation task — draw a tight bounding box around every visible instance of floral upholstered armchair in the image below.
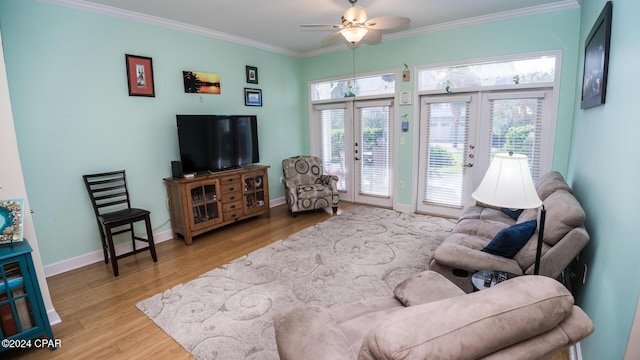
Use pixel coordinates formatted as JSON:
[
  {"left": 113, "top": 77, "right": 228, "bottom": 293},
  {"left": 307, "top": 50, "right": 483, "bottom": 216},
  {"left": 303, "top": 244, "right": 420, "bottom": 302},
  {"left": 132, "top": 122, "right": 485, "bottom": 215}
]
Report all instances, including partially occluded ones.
[{"left": 282, "top": 156, "right": 339, "bottom": 217}]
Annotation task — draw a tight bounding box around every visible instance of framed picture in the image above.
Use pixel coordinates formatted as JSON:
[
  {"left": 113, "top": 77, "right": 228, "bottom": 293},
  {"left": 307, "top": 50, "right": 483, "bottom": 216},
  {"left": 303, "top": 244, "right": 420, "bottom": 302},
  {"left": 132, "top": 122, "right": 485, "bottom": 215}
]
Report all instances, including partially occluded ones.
[
  {"left": 244, "top": 88, "right": 262, "bottom": 106},
  {"left": 0, "top": 198, "right": 24, "bottom": 244},
  {"left": 246, "top": 66, "right": 258, "bottom": 84},
  {"left": 183, "top": 71, "right": 221, "bottom": 94},
  {"left": 399, "top": 91, "right": 411, "bottom": 105},
  {"left": 581, "top": 1, "right": 612, "bottom": 109},
  {"left": 125, "top": 54, "right": 155, "bottom": 97}
]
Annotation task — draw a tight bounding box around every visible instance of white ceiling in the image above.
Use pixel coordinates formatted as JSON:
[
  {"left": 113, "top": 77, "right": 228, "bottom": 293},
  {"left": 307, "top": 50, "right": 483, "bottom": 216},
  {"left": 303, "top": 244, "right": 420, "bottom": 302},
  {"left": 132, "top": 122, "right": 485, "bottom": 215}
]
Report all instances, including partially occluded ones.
[{"left": 49, "top": 0, "right": 580, "bottom": 57}]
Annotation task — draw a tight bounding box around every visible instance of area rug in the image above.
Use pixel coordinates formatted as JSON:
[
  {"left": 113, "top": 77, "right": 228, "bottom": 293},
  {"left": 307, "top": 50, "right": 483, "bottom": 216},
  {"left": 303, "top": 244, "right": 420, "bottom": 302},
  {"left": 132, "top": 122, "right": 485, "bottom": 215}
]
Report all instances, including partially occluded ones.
[{"left": 136, "top": 206, "right": 456, "bottom": 360}]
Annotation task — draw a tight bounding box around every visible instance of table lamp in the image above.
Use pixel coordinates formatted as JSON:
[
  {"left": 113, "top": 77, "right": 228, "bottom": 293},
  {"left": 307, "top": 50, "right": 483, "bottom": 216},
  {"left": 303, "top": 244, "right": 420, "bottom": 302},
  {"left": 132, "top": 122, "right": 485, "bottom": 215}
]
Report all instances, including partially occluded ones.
[{"left": 472, "top": 152, "right": 546, "bottom": 275}]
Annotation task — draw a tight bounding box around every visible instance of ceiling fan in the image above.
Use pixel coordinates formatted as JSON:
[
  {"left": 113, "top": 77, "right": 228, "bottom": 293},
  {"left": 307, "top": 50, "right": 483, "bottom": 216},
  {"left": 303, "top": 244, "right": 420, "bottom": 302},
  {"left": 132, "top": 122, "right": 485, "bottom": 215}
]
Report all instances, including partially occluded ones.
[{"left": 300, "top": 0, "right": 411, "bottom": 47}]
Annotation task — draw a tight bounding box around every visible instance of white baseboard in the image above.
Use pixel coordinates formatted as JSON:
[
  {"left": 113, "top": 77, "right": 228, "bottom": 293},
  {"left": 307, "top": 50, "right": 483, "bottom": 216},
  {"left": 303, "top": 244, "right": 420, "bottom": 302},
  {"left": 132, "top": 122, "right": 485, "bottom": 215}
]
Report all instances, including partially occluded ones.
[
  {"left": 43, "top": 229, "right": 174, "bottom": 277},
  {"left": 43, "top": 199, "right": 287, "bottom": 277},
  {"left": 393, "top": 203, "right": 413, "bottom": 214},
  {"left": 48, "top": 308, "right": 62, "bottom": 326},
  {"left": 570, "top": 343, "right": 583, "bottom": 360}
]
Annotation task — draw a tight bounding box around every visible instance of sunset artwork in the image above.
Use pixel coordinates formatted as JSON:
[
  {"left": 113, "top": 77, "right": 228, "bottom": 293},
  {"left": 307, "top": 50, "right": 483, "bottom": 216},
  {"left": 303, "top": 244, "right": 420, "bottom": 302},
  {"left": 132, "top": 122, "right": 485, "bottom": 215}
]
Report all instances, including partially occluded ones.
[{"left": 183, "top": 71, "right": 221, "bottom": 94}]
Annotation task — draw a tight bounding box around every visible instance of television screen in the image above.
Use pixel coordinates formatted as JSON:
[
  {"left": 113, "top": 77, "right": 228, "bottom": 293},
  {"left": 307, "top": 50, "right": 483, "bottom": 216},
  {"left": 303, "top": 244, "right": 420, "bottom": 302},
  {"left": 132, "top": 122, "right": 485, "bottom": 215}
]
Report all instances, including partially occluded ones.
[
  {"left": 176, "top": 115, "right": 259, "bottom": 174},
  {"left": 235, "top": 116, "right": 259, "bottom": 166}
]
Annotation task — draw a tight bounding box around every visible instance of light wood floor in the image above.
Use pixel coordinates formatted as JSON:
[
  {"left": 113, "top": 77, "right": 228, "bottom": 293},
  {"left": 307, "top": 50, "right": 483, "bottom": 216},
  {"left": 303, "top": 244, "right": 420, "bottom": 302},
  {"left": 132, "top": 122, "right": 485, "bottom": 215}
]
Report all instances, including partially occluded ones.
[{"left": 5, "top": 202, "right": 568, "bottom": 360}]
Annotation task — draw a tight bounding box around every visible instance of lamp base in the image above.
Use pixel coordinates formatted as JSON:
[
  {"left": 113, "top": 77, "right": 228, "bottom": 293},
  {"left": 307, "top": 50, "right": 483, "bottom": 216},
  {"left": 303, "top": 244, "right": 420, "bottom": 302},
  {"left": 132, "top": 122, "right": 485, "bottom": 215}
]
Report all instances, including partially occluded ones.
[{"left": 533, "top": 205, "right": 546, "bottom": 275}]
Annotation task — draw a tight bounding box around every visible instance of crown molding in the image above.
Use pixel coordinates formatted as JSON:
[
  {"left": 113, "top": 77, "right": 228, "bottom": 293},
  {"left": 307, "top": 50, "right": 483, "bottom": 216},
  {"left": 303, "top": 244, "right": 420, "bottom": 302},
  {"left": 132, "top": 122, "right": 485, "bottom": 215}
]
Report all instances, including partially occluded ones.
[
  {"left": 380, "top": 0, "right": 581, "bottom": 45},
  {"left": 40, "top": 0, "right": 580, "bottom": 59},
  {"left": 38, "top": 0, "right": 302, "bottom": 57}
]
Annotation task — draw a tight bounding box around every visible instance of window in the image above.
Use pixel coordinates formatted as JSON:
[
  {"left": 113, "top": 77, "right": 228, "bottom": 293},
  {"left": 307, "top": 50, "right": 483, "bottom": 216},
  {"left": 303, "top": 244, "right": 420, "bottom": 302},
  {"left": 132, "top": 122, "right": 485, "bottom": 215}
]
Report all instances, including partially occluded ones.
[
  {"left": 418, "top": 54, "right": 556, "bottom": 93},
  {"left": 310, "top": 73, "right": 396, "bottom": 101}
]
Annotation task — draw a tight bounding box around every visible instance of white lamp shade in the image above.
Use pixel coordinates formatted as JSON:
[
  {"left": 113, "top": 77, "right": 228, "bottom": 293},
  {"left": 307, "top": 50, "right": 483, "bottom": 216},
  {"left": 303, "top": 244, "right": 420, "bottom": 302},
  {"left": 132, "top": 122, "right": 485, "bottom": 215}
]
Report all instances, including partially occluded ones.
[
  {"left": 472, "top": 153, "right": 542, "bottom": 209},
  {"left": 341, "top": 27, "right": 368, "bottom": 43}
]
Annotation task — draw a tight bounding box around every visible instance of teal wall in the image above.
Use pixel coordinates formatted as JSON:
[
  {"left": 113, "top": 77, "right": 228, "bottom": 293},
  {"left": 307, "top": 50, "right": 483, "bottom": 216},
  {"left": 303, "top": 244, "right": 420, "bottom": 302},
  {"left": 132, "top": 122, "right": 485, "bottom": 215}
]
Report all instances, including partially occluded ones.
[
  {"left": 568, "top": 0, "right": 640, "bottom": 358},
  {"left": 302, "top": 9, "right": 582, "bottom": 206},
  {"left": 0, "top": 0, "right": 305, "bottom": 265}
]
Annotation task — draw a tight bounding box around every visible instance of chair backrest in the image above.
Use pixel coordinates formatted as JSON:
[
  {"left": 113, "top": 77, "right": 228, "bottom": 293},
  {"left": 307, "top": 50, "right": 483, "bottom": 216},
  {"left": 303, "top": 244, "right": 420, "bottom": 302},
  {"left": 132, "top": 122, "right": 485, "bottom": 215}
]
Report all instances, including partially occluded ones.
[
  {"left": 83, "top": 170, "right": 132, "bottom": 217},
  {"left": 282, "top": 156, "right": 325, "bottom": 185}
]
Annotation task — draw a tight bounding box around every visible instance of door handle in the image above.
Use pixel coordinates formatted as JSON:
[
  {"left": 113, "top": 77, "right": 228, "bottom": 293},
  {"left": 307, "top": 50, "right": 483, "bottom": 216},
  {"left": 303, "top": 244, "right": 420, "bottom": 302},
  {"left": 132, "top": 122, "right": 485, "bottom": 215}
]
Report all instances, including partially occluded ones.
[
  {"left": 463, "top": 163, "right": 473, "bottom": 167},
  {"left": 355, "top": 156, "right": 360, "bottom": 161}
]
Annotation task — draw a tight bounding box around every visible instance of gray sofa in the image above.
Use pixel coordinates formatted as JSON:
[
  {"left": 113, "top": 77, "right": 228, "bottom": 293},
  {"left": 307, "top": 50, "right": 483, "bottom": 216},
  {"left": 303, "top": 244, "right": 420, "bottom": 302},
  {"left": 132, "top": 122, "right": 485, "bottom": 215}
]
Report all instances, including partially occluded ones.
[
  {"left": 274, "top": 271, "right": 594, "bottom": 360},
  {"left": 428, "top": 171, "right": 590, "bottom": 293}
]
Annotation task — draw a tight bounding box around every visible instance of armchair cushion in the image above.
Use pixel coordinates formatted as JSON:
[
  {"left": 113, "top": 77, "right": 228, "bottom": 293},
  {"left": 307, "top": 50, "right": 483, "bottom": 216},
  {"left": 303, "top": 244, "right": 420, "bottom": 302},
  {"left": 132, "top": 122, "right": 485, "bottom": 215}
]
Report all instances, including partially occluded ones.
[{"left": 481, "top": 220, "right": 537, "bottom": 258}]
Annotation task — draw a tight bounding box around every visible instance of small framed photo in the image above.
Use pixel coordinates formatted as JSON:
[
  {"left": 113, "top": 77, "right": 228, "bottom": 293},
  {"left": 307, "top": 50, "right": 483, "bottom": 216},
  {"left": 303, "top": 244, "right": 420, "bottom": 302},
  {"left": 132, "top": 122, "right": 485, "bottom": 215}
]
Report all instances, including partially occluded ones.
[
  {"left": 399, "top": 91, "right": 411, "bottom": 105},
  {"left": 246, "top": 66, "right": 258, "bottom": 84},
  {"left": 125, "top": 54, "right": 155, "bottom": 97},
  {"left": 244, "top": 88, "right": 262, "bottom": 106},
  {"left": 581, "top": 1, "right": 612, "bottom": 109}
]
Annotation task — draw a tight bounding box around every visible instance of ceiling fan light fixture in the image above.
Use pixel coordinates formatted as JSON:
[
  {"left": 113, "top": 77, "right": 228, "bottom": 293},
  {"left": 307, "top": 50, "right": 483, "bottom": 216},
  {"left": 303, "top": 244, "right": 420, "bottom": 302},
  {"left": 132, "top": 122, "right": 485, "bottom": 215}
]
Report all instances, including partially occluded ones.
[
  {"left": 341, "top": 27, "right": 368, "bottom": 43},
  {"left": 343, "top": 6, "right": 368, "bottom": 23}
]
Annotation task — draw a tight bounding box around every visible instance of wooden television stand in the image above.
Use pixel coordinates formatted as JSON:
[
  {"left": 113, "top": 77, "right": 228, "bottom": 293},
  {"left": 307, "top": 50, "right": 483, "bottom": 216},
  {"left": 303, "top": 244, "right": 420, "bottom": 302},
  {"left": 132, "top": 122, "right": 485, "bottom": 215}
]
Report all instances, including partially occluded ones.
[{"left": 164, "top": 165, "right": 270, "bottom": 245}]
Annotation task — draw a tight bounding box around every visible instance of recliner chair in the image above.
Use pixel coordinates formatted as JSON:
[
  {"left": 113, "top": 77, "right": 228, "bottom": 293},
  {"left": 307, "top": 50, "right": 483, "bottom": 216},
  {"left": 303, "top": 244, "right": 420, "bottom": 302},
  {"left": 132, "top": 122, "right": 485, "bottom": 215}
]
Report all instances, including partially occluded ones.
[{"left": 282, "top": 156, "right": 339, "bottom": 217}]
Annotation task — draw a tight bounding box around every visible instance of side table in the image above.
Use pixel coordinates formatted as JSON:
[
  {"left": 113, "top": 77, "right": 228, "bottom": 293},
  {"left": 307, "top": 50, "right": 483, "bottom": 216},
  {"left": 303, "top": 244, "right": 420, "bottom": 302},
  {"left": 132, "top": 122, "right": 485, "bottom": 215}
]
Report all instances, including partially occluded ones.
[
  {"left": 471, "top": 270, "right": 519, "bottom": 291},
  {"left": 0, "top": 241, "right": 56, "bottom": 351}
]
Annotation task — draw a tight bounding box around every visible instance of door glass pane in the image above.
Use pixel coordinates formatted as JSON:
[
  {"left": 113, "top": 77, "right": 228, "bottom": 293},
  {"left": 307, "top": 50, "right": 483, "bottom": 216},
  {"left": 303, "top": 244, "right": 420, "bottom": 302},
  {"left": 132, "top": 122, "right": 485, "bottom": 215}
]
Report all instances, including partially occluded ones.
[
  {"left": 489, "top": 98, "right": 542, "bottom": 180},
  {"left": 423, "top": 102, "right": 469, "bottom": 207},
  {"left": 319, "top": 108, "right": 346, "bottom": 191},
  {"left": 358, "top": 106, "right": 391, "bottom": 197}
]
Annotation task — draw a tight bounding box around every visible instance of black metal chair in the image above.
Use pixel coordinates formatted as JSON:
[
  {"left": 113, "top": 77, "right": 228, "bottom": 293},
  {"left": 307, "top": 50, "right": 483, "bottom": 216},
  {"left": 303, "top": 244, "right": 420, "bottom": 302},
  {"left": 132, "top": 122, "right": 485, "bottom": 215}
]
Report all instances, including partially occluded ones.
[{"left": 82, "top": 170, "right": 157, "bottom": 276}]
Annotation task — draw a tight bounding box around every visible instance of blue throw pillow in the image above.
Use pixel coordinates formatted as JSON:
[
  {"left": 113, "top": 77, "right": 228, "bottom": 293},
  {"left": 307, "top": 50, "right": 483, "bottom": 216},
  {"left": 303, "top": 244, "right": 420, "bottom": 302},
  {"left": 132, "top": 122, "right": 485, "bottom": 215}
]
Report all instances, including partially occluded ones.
[
  {"left": 481, "top": 220, "right": 537, "bottom": 258},
  {"left": 501, "top": 208, "right": 524, "bottom": 220}
]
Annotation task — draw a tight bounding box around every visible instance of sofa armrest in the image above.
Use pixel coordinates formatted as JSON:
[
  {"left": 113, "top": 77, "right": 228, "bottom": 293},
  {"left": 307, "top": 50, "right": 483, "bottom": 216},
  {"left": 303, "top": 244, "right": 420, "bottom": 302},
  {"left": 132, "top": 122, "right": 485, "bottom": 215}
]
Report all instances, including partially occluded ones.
[
  {"left": 433, "top": 242, "right": 523, "bottom": 275},
  {"left": 274, "top": 306, "right": 354, "bottom": 360}
]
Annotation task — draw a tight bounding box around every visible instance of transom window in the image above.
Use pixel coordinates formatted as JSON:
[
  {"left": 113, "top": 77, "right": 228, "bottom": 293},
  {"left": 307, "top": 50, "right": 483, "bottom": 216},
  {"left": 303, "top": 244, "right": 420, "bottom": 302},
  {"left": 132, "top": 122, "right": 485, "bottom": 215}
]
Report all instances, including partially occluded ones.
[
  {"left": 418, "top": 55, "right": 556, "bottom": 93},
  {"left": 310, "top": 73, "right": 396, "bottom": 101}
]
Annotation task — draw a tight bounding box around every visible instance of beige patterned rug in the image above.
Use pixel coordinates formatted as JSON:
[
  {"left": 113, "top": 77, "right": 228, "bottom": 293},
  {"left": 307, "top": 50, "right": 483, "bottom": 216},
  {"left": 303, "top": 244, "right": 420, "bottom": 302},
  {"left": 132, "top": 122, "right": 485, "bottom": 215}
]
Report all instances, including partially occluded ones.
[{"left": 136, "top": 206, "right": 455, "bottom": 360}]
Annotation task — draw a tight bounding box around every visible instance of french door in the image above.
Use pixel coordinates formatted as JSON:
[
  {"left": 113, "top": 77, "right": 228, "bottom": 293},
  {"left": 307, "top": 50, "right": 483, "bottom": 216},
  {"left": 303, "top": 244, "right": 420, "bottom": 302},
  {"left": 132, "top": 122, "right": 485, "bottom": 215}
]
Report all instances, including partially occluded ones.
[
  {"left": 417, "top": 89, "right": 553, "bottom": 217},
  {"left": 417, "top": 94, "right": 478, "bottom": 217},
  {"left": 314, "top": 98, "right": 394, "bottom": 208}
]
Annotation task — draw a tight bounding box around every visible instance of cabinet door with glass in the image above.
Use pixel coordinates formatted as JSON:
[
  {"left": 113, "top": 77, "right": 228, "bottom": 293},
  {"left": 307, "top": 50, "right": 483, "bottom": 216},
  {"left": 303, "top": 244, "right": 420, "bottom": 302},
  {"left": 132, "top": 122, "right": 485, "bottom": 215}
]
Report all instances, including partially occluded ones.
[
  {"left": 0, "top": 242, "right": 55, "bottom": 351},
  {"left": 187, "top": 179, "right": 223, "bottom": 230},
  {"left": 242, "top": 171, "right": 270, "bottom": 216}
]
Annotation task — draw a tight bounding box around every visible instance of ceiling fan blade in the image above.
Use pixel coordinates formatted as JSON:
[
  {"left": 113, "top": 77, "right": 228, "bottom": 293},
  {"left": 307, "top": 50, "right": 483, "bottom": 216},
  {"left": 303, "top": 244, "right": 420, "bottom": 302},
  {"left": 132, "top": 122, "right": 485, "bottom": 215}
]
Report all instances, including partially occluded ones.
[
  {"left": 360, "top": 29, "right": 382, "bottom": 45},
  {"left": 300, "top": 24, "right": 343, "bottom": 28},
  {"left": 321, "top": 31, "right": 344, "bottom": 46},
  {"left": 365, "top": 16, "right": 411, "bottom": 30}
]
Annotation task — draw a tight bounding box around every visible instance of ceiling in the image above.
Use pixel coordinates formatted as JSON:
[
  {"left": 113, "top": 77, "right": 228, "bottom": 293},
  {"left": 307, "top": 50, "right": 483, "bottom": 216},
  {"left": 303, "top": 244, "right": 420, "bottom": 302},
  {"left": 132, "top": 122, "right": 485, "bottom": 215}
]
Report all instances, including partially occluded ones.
[{"left": 56, "top": 0, "right": 580, "bottom": 57}]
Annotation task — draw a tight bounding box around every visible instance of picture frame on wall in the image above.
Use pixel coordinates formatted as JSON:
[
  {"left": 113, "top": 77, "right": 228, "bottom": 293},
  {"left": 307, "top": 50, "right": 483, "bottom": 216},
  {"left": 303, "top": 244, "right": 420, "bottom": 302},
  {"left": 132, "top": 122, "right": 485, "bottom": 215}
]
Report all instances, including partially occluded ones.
[
  {"left": 246, "top": 66, "right": 258, "bottom": 84},
  {"left": 581, "top": 1, "right": 612, "bottom": 109},
  {"left": 125, "top": 54, "right": 155, "bottom": 97},
  {"left": 244, "top": 88, "right": 262, "bottom": 106}
]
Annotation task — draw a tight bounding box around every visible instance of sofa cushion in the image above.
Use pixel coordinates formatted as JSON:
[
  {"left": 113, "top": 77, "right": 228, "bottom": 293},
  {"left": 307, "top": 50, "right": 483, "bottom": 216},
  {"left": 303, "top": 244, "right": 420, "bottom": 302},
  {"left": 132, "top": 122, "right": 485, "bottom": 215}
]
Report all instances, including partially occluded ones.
[
  {"left": 454, "top": 218, "right": 514, "bottom": 240},
  {"left": 481, "top": 220, "right": 537, "bottom": 258},
  {"left": 393, "top": 271, "right": 465, "bottom": 307},
  {"left": 358, "top": 276, "right": 575, "bottom": 360},
  {"left": 535, "top": 171, "right": 572, "bottom": 200},
  {"left": 540, "top": 190, "right": 585, "bottom": 246},
  {"left": 274, "top": 306, "right": 355, "bottom": 360}
]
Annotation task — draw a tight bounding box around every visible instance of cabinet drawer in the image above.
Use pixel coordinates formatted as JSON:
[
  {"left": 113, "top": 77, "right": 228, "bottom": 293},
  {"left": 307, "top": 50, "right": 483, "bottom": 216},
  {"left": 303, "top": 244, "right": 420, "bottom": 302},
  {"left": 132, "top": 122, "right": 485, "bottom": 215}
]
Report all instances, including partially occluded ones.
[
  {"left": 220, "top": 181, "right": 241, "bottom": 193},
  {"left": 220, "top": 175, "right": 240, "bottom": 185},
  {"left": 223, "top": 201, "right": 242, "bottom": 213},
  {"left": 222, "top": 191, "right": 242, "bottom": 203},
  {"left": 223, "top": 209, "right": 243, "bottom": 222}
]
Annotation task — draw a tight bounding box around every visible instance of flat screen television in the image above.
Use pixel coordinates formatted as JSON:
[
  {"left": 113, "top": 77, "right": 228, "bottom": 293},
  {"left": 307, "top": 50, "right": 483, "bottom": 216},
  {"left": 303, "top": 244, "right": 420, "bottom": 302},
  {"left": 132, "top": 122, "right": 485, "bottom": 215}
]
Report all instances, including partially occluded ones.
[{"left": 176, "top": 115, "right": 259, "bottom": 174}]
